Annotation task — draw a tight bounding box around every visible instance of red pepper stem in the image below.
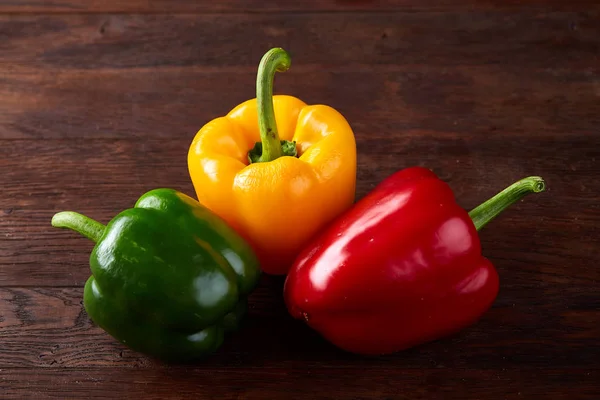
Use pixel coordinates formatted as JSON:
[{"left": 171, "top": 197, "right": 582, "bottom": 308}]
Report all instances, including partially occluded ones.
[
  {"left": 251, "top": 47, "right": 294, "bottom": 163},
  {"left": 51, "top": 211, "right": 105, "bottom": 243},
  {"left": 468, "top": 176, "right": 545, "bottom": 231}
]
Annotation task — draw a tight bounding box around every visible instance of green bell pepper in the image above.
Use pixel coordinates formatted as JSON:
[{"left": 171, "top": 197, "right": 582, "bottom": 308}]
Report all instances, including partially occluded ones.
[{"left": 51, "top": 188, "right": 261, "bottom": 362}]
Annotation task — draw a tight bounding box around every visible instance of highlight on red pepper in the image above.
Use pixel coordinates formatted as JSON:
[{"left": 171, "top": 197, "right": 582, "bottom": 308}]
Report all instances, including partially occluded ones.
[
  {"left": 283, "top": 167, "right": 546, "bottom": 355},
  {"left": 187, "top": 47, "right": 357, "bottom": 276}
]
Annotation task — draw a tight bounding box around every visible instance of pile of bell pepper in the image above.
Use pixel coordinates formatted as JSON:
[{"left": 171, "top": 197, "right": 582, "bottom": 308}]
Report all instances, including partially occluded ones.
[{"left": 52, "top": 48, "right": 545, "bottom": 362}]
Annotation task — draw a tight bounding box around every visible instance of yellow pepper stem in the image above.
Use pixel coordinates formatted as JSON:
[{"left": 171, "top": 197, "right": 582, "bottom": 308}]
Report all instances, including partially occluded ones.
[{"left": 249, "top": 48, "right": 297, "bottom": 164}]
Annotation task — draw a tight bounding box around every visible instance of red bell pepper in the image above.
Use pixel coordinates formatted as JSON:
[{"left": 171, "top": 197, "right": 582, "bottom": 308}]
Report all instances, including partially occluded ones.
[{"left": 283, "top": 166, "right": 545, "bottom": 355}]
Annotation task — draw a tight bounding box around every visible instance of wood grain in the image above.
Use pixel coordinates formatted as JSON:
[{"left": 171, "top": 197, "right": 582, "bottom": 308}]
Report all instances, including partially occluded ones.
[
  {"left": 1, "top": 12, "right": 599, "bottom": 70},
  {"left": 0, "top": 0, "right": 597, "bottom": 14},
  {"left": 0, "top": 367, "right": 596, "bottom": 400},
  {"left": 1, "top": 65, "right": 599, "bottom": 140},
  {"left": 0, "top": 283, "right": 598, "bottom": 369}
]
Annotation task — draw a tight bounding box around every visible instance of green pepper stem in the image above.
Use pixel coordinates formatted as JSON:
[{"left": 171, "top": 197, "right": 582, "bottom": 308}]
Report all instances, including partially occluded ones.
[
  {"left": 51, "top": 211, "right": 106, "bottom": 243},
  {"left": 255, "top": 47, "right": 291, "bottom": 163},
  {"left": 469, "top": 176, "right": 546, "bottom": 231}
]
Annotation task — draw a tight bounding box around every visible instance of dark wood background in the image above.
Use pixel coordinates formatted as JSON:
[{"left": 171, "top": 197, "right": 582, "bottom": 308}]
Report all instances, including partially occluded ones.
[{"left": 1, "top": 1, "right": 599, "bottom": 398}]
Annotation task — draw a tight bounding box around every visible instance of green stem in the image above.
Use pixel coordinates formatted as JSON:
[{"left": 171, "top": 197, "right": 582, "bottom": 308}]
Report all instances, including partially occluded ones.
[
  {"left": 469, "top": 176, "right": 546, "bottom": 231},
  {"left": 51, "top": 211, "right": 106, "bottom": 242},
  {"left": 248, "top": 48, "right": 297, "bottom": 164}
]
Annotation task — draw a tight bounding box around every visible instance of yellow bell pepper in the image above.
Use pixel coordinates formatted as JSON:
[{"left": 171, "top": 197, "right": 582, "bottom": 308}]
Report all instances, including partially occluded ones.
[{"left": 187, "top": 48, "right": 357, "bottom": 275}]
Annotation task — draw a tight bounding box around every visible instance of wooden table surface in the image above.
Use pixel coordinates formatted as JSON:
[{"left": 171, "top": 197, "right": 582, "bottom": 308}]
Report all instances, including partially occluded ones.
[{"left": 1, "top": 1, "right": 599, "bottom": 399}]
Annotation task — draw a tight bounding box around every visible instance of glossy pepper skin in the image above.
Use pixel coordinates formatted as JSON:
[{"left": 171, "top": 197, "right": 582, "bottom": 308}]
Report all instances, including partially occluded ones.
[
  {"left": 188, "top": 48, "right": 356, "bottom": 275},
  {"left": 284, "top": 167, "right": 545, "bottom": 355},
  {"left": 51, "top": 189, "right": 260, "bottom": 362}
]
